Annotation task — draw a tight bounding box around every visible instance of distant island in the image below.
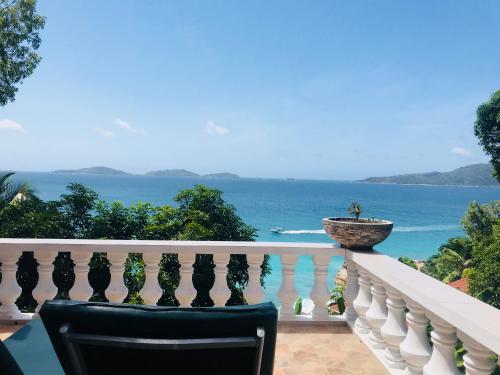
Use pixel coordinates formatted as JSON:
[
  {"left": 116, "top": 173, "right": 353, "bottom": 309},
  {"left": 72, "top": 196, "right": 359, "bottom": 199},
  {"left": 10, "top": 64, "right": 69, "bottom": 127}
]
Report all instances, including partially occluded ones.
[
  {"left": 53, "top": 167, "right": 131, "bottom": 176},
  {"left": 359, "top": 164, "right": 499, "bottom": 187},
  {"left": 53, "top": 167, "right": 240, "bottom": 179}
]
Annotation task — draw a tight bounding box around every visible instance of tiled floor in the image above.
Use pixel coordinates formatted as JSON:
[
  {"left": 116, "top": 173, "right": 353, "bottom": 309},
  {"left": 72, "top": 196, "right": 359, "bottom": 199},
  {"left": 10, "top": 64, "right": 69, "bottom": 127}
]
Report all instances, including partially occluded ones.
[
  {"left": 0, "top": 322, "right": 387, "bottom": 374},
  {"left": 274, "top": 324, "right": 387, "bottom": 375}
]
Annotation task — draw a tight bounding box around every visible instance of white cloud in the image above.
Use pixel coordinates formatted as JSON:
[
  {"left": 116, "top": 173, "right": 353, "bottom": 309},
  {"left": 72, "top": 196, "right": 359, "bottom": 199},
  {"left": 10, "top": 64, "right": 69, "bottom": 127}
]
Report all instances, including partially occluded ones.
[
  {"left": 451, "top": 147, "right": 472, "bottom": 157},
  {"left": 0, "top": 119, "right": 26, "bottom": 133},
  {"left": 206, "top": 121, "right": 229, "bottom": 135},
  {"left": 94, "top": 128, "right": 115, "bottom": 138},
  {"left": 115, "top": 118, "right": 147, "bottom": 135}
]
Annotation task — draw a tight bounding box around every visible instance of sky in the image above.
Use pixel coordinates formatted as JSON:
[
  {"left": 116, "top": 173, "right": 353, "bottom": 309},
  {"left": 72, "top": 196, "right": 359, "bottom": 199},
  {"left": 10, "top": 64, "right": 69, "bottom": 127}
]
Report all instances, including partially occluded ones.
[{"left": 1, "top": 0, "right": 499, "bottom": 180}]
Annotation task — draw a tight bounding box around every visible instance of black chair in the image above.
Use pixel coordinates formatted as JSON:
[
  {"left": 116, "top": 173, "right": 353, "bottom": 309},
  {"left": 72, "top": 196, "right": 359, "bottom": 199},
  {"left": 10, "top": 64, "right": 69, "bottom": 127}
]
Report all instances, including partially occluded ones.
[{"left": 39, "top": 300, "right": 278, "bottom": 375}]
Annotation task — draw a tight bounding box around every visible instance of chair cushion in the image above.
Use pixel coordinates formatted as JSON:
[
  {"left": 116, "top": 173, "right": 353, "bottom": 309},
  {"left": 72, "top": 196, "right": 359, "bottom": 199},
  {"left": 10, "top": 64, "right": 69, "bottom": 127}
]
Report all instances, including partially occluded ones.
[{"left": 40, "top": 300, "right": 278, "bottom": 375}]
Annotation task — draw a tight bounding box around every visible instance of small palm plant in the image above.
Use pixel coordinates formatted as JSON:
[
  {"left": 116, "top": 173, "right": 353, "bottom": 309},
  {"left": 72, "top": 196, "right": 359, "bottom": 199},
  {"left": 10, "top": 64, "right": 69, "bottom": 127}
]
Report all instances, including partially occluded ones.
[
  {"left": 348, "top": 201, "right": 362, "bottom": 221},
  {"left": 0, "top": 172, "right": 32, "bottom": 210}
]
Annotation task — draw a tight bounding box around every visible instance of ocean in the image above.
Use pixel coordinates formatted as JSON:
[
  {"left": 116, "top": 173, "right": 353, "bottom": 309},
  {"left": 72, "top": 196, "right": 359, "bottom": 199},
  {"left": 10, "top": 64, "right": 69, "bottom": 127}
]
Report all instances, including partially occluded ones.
[{"left": 12, "top": 172, "right": 500, "bottom": 301}]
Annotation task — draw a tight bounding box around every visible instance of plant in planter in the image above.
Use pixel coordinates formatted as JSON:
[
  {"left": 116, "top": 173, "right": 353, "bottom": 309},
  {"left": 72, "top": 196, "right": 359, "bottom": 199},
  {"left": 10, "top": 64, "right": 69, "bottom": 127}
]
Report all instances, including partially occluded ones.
[{"left": 322, "top": 202, "right": 393, "bottom": 250}]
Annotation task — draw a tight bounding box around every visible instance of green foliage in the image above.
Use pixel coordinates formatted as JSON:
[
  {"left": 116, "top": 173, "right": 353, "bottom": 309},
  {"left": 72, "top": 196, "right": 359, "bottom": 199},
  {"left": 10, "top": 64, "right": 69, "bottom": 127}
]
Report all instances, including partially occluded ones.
[
  {"left": 327, "top": 285, "right": 345, "bottom": 315},
  {"left": 348, "top": 201, "right": 362, "bottom": 221},
  {"left": 398, "top": 256, "right": 417, "bottom": 269},
  {"left": 474, "top": 90, "right": 500, "bottom": 180},
  {"left": 294, "top": 297, "right": 302, "bottom": 315},
  {"left": 0, "top": 0, "right": 45, "bottom": 106},
  {"left": 461, "top": 200, "right": 500, "bottom": 241},
  {"left": 0, "top": 177, "right": 271, "bottom": 311}
]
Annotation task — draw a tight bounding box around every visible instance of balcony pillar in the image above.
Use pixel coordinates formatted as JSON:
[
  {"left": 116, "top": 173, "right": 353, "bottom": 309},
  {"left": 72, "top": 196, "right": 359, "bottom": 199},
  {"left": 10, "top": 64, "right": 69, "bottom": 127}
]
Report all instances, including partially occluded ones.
[
  {"left": 343, "top": 257, "right": 359, "bottom": 325},
  {"left": 0, "top": 249, "right": 22, "bottom": 320},
  {"left": 400, "top": 298, "right": 431, "bottom": 375},
  {"left": 33, "top": 251, "right": 57, "bottom": 317},
  {"left": 69, "top": 251, "right": 93, "bottom": 302},
  {"left": 380, "top": 286, "right": 407, "bottom": 369},
  {"left": 310, "top": 254, "right": 331, "bottom": 320},
  {"left": 365, "top": 276, "right": 388, "bottom": 349},
  {"left": 245, "top": 253, "right": 265, "bottom": 304},
  {"left": 277, "top": 254, "right": 298, "bottom": 320},
  {"left": 423, "top": 312, "right": 460, "bottom": 375},
  {"left": 106, "top": 252, "right": 128, "bottom": 303},
  {"left": 210, "top": 253, "right": 231, "bottom": 306},
  {"left": 458, "top": 331, "right": 496, "bottom": 375},
  {"left": 353, "top": 267, "right": 372, "bottom": 334},
  {"left": 142, "top": 253, "right": 163, "bottom": 305},
  {"left": 175, "top": 253, "right": 196, "bottom": 306}
]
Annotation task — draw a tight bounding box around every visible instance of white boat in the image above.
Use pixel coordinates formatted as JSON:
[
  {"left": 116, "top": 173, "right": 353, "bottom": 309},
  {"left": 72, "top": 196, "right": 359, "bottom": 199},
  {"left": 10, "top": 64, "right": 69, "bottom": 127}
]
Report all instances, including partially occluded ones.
[{"left": 271, "top": 227, "right": 284, "bottom": 234}]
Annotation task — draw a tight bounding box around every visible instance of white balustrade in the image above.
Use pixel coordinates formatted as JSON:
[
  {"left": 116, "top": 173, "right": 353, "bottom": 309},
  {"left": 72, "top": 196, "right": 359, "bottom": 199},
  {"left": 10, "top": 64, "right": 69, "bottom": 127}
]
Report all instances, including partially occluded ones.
[
  {"left": 399, "top": 298, "right": 432, "bottom": 375},
  {"left": 380, "top": 286, "right": 407, "bottom": 369},
  {"left": 353, "top": 267, "right": 372, "bottom": 334},
  {"left": 106, "top": 252, "right": 128, "bottom": 303},
  {"left": 0, "top": 248, "right": 22, "bottom": 320},
  {"left": 175, "top": 253, "right": 196, "bottom": 307},
  {"left": 458, "top": 332, "right": 496, "bottom": 375},
  {"left": 423, "top": 312, "right": 460, "bottom": 375},
  {"left": 0, "top": 239, "right": 498, "bottom": 375},
  {"left": 142, "top": 253, "right": 163, "bottom": 305},
  {"left": 245, "top": 253, "right": 265, "bottom": 304},
  {"left": 365, "top": 276, "right": 388, "bottom": 349},
  {"left": 68, "top": 251, "right": 94, "bottom": 302},
  {"left": 33, "top": 251, "right": 57, "bottom": 317},
  {"left": 343, "top": 258, "right": 359, "bottom": 325},
  {"left": 277, "top": 254, "right": 298, "bottom": 320},
  {"left": 210, "top": 253, "right": 231, "bottom": 306},
  {"left": 310, "top": 254, "right": 331, "bottom": 320}
]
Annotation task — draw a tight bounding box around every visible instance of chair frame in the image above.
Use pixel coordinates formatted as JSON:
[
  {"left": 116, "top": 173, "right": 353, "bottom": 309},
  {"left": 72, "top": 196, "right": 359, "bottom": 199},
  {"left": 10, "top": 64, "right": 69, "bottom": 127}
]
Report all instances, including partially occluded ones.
[{"left": 59, "top": 322, "right": 265, "bottom": 375}]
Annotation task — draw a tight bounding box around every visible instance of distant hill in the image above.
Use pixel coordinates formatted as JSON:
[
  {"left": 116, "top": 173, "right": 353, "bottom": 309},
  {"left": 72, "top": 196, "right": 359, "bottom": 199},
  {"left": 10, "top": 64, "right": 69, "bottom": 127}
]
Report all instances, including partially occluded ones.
[
  {"left": 203, "top": 172, "right": 240, "bottom": 179},
  {"left": 145, "top": 169, "right": 200, "bottom": 177},
  {"left": 359, "top": 164, "right": 499, "bottom": 187},
  {"left": 53, "top": 167, "right": 130, "bottom": 176}
]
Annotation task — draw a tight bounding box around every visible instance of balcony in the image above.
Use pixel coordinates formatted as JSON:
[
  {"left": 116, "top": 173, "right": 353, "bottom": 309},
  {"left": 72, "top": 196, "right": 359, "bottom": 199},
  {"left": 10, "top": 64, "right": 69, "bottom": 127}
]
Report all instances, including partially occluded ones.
[{"left": 0, "top": 239, "right": 499, "bottom": 374}]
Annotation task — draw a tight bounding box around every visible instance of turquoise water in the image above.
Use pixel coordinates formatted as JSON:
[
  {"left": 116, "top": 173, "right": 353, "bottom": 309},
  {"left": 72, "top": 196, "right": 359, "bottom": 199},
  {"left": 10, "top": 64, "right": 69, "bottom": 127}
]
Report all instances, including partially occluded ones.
[{"left": 13, "top": 172, "right": 500, "bottom": 300}]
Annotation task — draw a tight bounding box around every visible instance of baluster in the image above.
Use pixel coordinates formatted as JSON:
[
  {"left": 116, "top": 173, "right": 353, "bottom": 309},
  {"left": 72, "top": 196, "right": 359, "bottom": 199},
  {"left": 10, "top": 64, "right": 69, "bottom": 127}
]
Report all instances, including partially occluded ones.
[
  {"left": 353, "top": 267, "right": 372, "bottom": 334},
  {"left": 277, "top": 254, "right": 298, "bottom": 320},
  {"left": 33, "top": 251, "right": 57, "bottom": 317},
  {"left": 0, "top": 248, "right": 22, "bottom": 319},
  {"left": 423, "top": 312, "right": 460, "bottom": 375},
  {"left": 458, "top": 331, "right": 496, "bottom": 375},
  {"left": 309, "top": 254, "right": 331, "bottom": 319},
  {"left": 400, "top": 298, "right": 432, "bottom": 375},
  {"left": 344, "top": 257, "right": 359, "bottom": 325},
  {"left": 106, "top": 252, "right": 128, "bottom": 303},
  {"left": 245, "top": 254, "right": 265, "bottom": 304},
  {"left": 175, "top": 253, "right": 196, "bottom": 306},
  {"left": 142, "top": 253, "right": 163, "bottom": 305},
  {"left": 380, "top": 286, "right": 407, "bottom": 369},
  {"left": 210, "top": 253, "right": 231, "bottom": 306},
  {"left": 69, "top": 251, "right": 93, "bottom": 302},
  {"left": 365, "top": 276, "right": 388, "bottom": 349}
]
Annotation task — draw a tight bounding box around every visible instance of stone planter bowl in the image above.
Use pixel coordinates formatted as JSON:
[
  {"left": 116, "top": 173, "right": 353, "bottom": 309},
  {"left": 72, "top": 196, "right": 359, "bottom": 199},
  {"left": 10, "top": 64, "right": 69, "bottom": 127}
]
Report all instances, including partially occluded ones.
[{"left": 322, "top": 217, "right": 393, "bottom": 250}]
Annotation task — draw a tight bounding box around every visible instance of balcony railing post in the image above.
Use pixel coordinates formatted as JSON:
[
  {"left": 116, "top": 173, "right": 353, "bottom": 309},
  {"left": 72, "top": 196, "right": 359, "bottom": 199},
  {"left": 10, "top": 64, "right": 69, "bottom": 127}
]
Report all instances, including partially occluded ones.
[
  {"left": 399, "top": 298, "right": 432, "bottom": 375},
  {"left": 423, "top": 312, "right": 460, "bottom": 375},
  {"left": 353, "top": 267, "right": 372, "bottom": 334},
  {"left": 142, "top": 253, "right": 163, "bottom": 305},
  {"left": 68, "top": 251, "right": 93, "bottom": 302},
  {"left": 211, "top": 253, "right": 231, "bottom": 306},
  {"left": 33, "top": 250, "right": 57, "bottom": 317},
  {"left": 344, "top": 256, "right": 359, "bottom": 325},
  {"left": 277, "top": 254, "right": 298, "bottom": 320},
  {"left": 380, "top": 285, "right": 407, "bottom": 369},
  {"left": 175, "top": 253, "right": 196, "bottom": 307},
  {"left": 106, "top": 252, "right": 128, "bottom": 303},
  {"left": 310, "top": 254, "right": 331, "bottom": 320},
  {"left": 0, "top": 248, "right": 22, "bottom": 320},
  {"left": 365, "top": 276, "right": 388, "bottom": 349},
  {"left": 458, "top": 331, "right": 496, "bottom": 375},
  {"left": 245, "top": 253, "right": 265, "bottom": 304}
]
